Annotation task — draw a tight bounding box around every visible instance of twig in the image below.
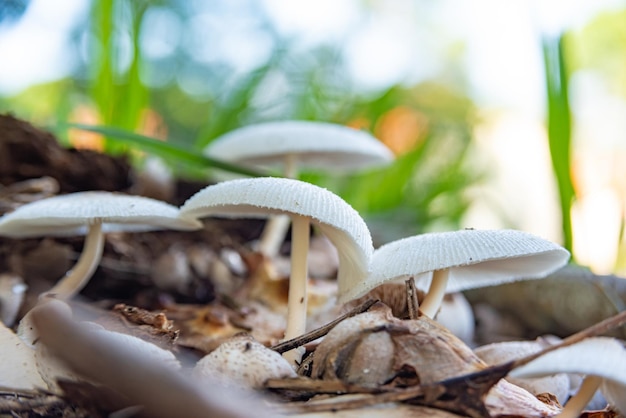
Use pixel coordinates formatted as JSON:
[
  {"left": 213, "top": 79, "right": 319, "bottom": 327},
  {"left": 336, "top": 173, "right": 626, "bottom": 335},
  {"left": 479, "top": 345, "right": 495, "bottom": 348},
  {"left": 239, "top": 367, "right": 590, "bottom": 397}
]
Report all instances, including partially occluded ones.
[
  {"left": 271, "top": 299, "right": 378, "bottom": 354},
  {"left": 406, "top": 277, "right": 419, "bottom": 320},
  {"left": 268, "top": 385, "right": 424, "bottom": 414},
  {"left": 265, "top": 377, "right": 384, "bottom": 395},
  {"left": 0, "top": 395, "right": 64, "bottom": 413}
]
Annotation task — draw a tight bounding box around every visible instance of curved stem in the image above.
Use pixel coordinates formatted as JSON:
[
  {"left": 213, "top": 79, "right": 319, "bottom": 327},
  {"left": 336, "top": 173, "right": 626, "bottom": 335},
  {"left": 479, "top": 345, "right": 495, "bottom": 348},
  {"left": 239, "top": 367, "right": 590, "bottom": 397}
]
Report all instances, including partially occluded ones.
[
  {"left": 419, "top": 269, "right": 449, "bottom": 318},
  {"left": 557, "top": 375, "right": 602, "bottom": 418},
  {"left": 43, "top": 223, "right": 105, "bottom": 300},
  {"left": 283, "top": 214, "right": 310, "bottom": 365}
]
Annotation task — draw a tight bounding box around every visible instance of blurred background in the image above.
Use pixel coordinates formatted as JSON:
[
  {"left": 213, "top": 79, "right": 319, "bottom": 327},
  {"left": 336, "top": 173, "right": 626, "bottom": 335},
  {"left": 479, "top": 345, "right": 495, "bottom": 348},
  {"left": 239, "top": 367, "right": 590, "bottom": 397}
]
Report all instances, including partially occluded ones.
[{"left": 0, "top": 0, "right": 624, "bottom": 275}]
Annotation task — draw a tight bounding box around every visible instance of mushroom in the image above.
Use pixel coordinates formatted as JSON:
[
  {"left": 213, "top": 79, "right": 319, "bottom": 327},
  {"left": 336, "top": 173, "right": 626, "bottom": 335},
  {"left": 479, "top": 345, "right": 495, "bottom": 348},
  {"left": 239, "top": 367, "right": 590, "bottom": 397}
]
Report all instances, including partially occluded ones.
[
  {"left": 30, "top": 300, "right": 269, "bottom": 418},
  {"left": 509, "top": 337, "right": 626, "bottom": 417},
  {"left": 474, "top": 338, "right": 571, "bottom": 405},
  {"left": 192, "top": 334, "right": 296, "bottom": 389},
  {"left": 180, "top": 177, "right": 373, "bottom": 362},
  {"left": 205, "top": 121, "right": 393, "bottom": 257},
  {"left": 340, "top": 229, "right": 570, "bottom": 318},
  {"left": 0, "top": 191, "right": 202, "bottom": 299}
]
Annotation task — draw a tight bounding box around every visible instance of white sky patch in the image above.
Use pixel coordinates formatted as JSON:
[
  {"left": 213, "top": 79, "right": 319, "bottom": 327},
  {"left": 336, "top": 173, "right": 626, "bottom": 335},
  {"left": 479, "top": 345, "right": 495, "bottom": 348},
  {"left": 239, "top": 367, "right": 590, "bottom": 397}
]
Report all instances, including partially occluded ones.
[
  {"left": 0, "top": 0, "right": 89, "bottom": 95},
  {"left": 344, "top": 18, "right": 418, "bottom": 91},
  {"left": 261, "top": 0, "right": 360, "bottom": 46},
  {"left": 460, "top": 0, "right": 546, "bottom": 116}
]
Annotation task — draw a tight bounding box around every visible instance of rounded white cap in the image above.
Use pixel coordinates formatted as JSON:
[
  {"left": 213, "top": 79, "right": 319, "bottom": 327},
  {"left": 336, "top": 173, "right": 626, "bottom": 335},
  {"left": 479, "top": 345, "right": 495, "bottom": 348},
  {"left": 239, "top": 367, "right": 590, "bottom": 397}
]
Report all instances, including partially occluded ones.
[
  {"left": 181, "top": 177, "right": 373, "bottom": 286},
  {"left": 509, "top": 337, "right": 626, "bottom": 415},
  {"left": 0, "top": 191, "right": 202, "bottom": 237},
  {"left": 192, "top": 334, "right": 296, "bottom": 389},
  {"left": 204, "top": 121, "right": 394, "bottom": 173},
  {"left": 475, "top": 339, "right": 570, "bottom": 404},
  {"left": 340, "top": 229, "right": 570, "bottom": 304}
]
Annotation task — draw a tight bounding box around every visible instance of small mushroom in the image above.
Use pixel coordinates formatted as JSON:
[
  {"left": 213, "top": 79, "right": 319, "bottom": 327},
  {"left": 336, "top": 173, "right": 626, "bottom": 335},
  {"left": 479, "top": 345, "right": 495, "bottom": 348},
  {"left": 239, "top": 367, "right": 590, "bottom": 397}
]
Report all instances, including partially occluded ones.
[
  {"left": 180, "top": 177, "right": 373, "bottom": 362},
  {"left": 205, "top": 121, "right": 393, "bottom": 257},
  {"left": 29, "top": 300, "right": 267, "bottom": 418},
  {"left": 475, "top": 338, "right": 571, "bottom": 404},
  {"left": 0, "top": 191, "right": 202, "bottom": 299},
  {"left": 192, "top": 334, "right": 296, "bottom": 389},
  {"left": 509, "top": 337, "right": 626, "bottom": 417},
  {"left": 341, "top": 229, "right": 569, "bottom": 318},
  {"left": 18, "top": 298, "right": 180, "bottom": 392}
]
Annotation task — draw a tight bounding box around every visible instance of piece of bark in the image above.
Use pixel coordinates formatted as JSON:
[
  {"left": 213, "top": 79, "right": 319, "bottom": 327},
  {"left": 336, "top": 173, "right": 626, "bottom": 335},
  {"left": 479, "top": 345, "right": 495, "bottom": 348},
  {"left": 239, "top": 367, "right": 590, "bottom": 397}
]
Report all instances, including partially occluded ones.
[{"left": 0, "top": 113, "right": 131, "bottom": 193}]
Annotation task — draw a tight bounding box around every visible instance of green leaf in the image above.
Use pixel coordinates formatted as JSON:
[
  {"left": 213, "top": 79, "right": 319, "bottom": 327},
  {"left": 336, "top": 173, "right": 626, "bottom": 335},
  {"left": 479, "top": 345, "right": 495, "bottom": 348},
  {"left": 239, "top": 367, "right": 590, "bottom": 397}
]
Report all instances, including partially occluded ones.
[
  {"left": 61, "top": 124, "right": 268, "bottom": 178},
  {"left": 542, "top": 34, "right": 577, "bottom": 254}
]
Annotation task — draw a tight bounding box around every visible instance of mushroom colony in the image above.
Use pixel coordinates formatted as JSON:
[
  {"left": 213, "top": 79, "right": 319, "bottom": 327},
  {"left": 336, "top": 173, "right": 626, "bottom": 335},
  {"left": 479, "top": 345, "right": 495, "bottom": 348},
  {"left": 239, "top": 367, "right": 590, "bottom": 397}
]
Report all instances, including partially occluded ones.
[{"left": 2, "top": 120, "right": 625, "bottom": 417}]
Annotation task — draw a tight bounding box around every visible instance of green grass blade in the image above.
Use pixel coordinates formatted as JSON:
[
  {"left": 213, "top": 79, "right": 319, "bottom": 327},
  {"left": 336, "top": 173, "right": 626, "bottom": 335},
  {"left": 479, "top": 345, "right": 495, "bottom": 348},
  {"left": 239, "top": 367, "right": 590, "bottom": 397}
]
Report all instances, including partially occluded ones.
[
  {"left": 542, "top": 34, "right": 577, "bottom": 254},
  {"left": 62, "top": 124, "right": 268, "bottom": 178}
]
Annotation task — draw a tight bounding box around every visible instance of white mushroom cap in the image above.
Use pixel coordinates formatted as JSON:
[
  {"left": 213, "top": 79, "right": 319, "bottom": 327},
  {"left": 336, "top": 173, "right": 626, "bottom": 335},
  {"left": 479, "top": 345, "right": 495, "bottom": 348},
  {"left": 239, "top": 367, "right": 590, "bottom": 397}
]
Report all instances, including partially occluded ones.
[
  {"left": 204, "top": 121, "right": 394, "bottom": 173},
  {"left": 0, "top": 191, "right": 201, "bottom": 238},
  {"left": 180, "top": 177, "right": 373, "bottom": 285},
  {"left": 192, "top": 334, "right": 296, "bottom": 389},
  {"left": 475, "top": 339, "right": 571, "bottom": 404},
  {"left": 340, "top": 229, "right": 569, "bottom": 304},
  {"left": 509, "top": 337, "right": 626, "bottom": 415}
]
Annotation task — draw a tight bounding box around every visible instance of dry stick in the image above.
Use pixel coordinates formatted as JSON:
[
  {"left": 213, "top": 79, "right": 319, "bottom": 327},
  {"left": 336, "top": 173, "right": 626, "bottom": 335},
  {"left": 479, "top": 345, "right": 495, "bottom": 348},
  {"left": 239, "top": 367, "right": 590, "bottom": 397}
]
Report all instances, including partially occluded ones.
[
  {"left": 406, "top": 277, "right": 419, "bottom": 320},
  {"left": 265, "top": 377, "right": 384, "bottom": 394},
  {"left": 271, "top": 299, "right": 378, "bottom": 354},
  {"left": 269, "top": 385, "right": 425, "bottom": 415},
  {"left": 0, "top": 395, "right": 64, "bottom": 413}
]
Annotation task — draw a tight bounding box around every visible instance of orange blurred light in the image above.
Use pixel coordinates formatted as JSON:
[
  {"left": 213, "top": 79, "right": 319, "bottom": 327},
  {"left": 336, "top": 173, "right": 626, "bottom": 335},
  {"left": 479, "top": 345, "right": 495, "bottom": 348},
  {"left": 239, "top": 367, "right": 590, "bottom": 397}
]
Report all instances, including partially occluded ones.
[
  {"left": 375, "top": 106, "right": 428, "bottom": 155},
  {"left": 68, "top": 105, "right": 104, "bottom": 152},
  {"left": 346, "top": 117, "right": 371, "bottom": 131},
  {"left": 139, "top": 108, "right": 168, "bottom": 140}
]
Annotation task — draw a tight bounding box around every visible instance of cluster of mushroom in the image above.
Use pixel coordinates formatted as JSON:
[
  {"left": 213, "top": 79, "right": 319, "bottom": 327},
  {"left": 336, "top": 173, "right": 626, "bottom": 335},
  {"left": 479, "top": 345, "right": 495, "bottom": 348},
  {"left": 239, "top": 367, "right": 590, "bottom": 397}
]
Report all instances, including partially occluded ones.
[{"left": 1, "top": 120, "right": 625, "bottom": 416}]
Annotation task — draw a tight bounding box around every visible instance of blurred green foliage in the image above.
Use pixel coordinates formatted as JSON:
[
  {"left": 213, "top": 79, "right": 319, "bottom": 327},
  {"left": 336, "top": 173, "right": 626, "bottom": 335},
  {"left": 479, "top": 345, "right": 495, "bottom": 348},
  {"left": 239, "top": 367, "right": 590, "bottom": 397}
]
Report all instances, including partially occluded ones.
[
  {"left": 542, "top": 34, "right": 576, "bottom": 255},
  {"left": 570, "top": 9, "right": 626, "bottom": 97},
  {"left": 0, "top": 0, "right": 479, "bottom": 242},
  {"left": 2, "top": 0, "right": 622, "bottom": 251}
]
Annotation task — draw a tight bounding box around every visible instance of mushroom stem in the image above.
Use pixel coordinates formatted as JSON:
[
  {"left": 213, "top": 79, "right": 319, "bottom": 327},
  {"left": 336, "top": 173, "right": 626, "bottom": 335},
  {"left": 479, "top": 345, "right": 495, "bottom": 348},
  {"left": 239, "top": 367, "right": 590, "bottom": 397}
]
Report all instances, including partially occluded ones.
[
  {"left": 419, "top": 269, "right": 449, "bottom": 318},
  {"left": 257, "top": 154, "right": 298, "bottom": 258},
  {"left": 43, "top": 223, "right": 105, "bottom": 299},
  {"left": 283, "top": 214, "right": 310, "bottom": 364},
  {"left": 557, "top": 375, "right": 602, "bottom": 418},
  {"left": 258, "top": 215, "right": 291, "bottom": 258},
  {"left": 284, "top": 153, "right": 298, "bottom": 179}
]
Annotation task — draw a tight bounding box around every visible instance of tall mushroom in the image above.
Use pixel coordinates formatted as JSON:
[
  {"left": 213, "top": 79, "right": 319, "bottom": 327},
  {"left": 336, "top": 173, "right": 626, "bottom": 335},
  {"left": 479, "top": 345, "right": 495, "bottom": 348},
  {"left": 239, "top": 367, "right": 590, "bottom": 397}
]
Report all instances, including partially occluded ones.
[
  {"left": 179, "top": 177, "right": 373, "bottom": 362},
  {"left": 0, "top": 191, "right": 202, "bottom": 299},
  {"left": 339, "top": 229, "right": 570, "bottom": 318},
  {"left": 205, "top": 121, "right": 393, "bottom": 257}
]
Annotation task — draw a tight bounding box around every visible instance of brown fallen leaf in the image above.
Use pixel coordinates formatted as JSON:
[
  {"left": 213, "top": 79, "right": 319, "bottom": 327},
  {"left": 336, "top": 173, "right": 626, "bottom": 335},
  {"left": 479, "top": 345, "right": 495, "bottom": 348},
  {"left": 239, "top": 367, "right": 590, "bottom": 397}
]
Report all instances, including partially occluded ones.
[
  {"left": 311, "top": 302, "right": 561, "bottom": 417},
  {"left": 29, "top": 300, "right": 273, "bottom": 418}
]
